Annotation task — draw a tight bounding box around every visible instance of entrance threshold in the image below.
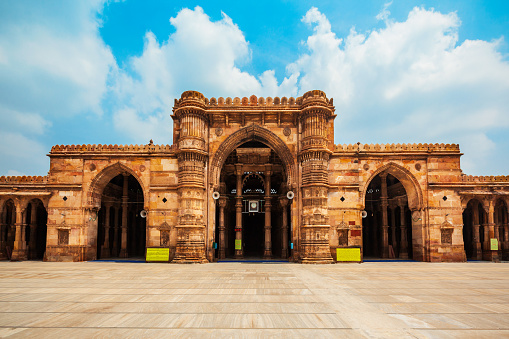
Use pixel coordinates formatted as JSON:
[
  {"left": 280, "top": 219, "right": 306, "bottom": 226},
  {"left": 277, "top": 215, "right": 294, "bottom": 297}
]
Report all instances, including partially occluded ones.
[
  {"left": 92, "top": 257, "right": 146, "bottom": 263},
  {"left": 218, "top": 258, "right": 289, "bottom": 263},
  {"left": 363, "top": 258, "right": 416, "bottom": 262}
]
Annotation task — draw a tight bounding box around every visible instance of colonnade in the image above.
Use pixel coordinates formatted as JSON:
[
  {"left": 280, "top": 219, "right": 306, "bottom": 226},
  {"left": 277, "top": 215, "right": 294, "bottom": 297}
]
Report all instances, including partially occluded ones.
[
  {"left": 463, "top": 199, "right": 508, "bottom": 261},
  {"left": 217, "top": 165, "right": 290, "bottom": 260},
  {"left": 0, "top": 198, "right": 47, "bottom": 261},
  {"left": 365, "top": 172, "right": 410, "bottom": 259},
  {"left": 99, "top": 174, "right": 145, "bottom": 259}
]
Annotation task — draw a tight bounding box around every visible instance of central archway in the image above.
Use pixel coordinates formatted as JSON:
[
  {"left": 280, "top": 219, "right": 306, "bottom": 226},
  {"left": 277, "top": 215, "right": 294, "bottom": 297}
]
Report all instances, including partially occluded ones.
[
  {"left": 210, "top": 124, "right": 296, "bottom": 189},
  {"left": 211, "top": 126, "right": 295, "bottom": 261}
]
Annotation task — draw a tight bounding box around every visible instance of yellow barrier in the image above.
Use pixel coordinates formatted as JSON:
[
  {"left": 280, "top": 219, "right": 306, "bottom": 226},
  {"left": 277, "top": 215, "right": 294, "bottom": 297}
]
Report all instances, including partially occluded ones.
[
  {"left": 336, "top": 248, "right": 361, "bottom": 262},
  {"left": 146, "top": 248, "right": 170, "bottom": 262}
]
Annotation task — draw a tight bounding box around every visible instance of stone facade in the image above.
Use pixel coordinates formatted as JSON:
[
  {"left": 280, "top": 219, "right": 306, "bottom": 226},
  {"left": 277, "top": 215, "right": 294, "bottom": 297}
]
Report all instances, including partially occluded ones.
[{"left": 1, "top": 90, "right": 508, "bottom": 263}]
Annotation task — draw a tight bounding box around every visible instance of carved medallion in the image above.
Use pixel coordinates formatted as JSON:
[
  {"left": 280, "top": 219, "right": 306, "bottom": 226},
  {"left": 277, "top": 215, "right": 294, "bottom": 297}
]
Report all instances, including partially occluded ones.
[
  {"left": 89, "top": 163, "right": 96, "bottom": 171},
  {"left": 283, "top": 127, "right": 291, "bottom": 136},
  {"left": 140, "top": 165, "right": 146, "bottom": 172},
  {"left": 415, "top": 163, "right": 421, "bottom": 171},
  {"left": 363, "top": 164, "right": 370, "bottom": 171},
  {"left": 215, "top": 127, "right": 223, "bottom": 136}
]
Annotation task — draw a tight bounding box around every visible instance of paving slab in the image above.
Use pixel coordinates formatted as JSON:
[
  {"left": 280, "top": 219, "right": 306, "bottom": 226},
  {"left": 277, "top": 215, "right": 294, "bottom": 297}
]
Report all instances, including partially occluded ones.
[{"left": 0, "top": 261, "right": 508, "bottom": 338}]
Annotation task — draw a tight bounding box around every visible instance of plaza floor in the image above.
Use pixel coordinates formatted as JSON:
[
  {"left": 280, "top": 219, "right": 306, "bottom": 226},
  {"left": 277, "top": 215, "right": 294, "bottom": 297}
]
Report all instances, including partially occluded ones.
[{"left": 0, "top": 261, "right": 508, "bottom": 338}]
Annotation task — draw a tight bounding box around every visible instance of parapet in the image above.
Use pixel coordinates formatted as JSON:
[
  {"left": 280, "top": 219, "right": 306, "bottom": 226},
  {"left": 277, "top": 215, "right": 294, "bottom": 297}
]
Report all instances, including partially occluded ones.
[
  {"left": 0, "top": 176, "right": 48, "bottom": 184},
  {"left": 173, "top": 91, "right": 334, "bottom": 109},
  {"left": 334, "top": 143, "right": 461, "bottom": 153},
  {"left": 461, "top": 175, "right": 509, "bottom": 182},
  {"left": 50, "top": 144, "right": 177, "bottom": 154}
]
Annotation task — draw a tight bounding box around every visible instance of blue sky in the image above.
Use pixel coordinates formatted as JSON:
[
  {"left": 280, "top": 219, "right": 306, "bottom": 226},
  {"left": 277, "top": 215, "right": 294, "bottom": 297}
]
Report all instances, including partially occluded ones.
[{"left": 0, "top": 0, "right": 508, "bottom": 176}]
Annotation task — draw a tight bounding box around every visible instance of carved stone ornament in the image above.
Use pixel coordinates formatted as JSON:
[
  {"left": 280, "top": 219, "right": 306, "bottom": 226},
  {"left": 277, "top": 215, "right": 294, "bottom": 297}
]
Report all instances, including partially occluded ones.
[
  {"left": 139, "top": 165, "right": 146, "bottom": 172},
  {"left": 363, "top": 163, "right": 370, "bottom": 171},
  {"left": 215, "top": 127, "right": 223, "bottom": 137},
  {"left": 415, "top": 163, "right": 421, "bottom": 171},
  {"left": 283, "top": 127, "right": 291, "bottom": 137},
  {"left": 89, "top": 163, "right": 96, "bottom": 171}
]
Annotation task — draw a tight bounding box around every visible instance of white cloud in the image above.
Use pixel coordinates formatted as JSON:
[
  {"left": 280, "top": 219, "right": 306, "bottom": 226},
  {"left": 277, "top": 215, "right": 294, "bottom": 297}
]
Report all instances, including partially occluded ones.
[
  {"left": 0, "top": 1, "right": 116, "bottom": 175},
  {"left": 287, "top": 7, "right": 509, "bottom": 175},
  {"left": 111, "top": 6, "right": 295, "bottom": 144},
  {"left": 0, "top": 132, "right": 48, "bottom": 176}
]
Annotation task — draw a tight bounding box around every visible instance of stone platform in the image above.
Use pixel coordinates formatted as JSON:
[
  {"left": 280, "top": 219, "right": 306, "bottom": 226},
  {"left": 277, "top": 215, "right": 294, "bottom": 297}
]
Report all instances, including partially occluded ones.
[{"left": 0, "top": 261, "right": 508, "bottom": 338}]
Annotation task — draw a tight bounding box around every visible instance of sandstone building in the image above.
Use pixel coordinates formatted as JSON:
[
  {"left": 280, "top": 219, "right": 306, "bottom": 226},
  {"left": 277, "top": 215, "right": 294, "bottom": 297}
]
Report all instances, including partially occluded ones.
[{"left": 1, "top": 90, "right": 508, "bottom": 263}]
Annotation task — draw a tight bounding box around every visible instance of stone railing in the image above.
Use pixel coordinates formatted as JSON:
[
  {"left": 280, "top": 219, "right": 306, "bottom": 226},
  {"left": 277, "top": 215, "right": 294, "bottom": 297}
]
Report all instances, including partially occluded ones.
[
  {"left": 0, "top": 176, "right": 48, "bottom": 184},
  {"left": 50, "top": 143, "right": 177, "bottom": 154},
  {"left": 334, "top": 143, "right": 460, "bottom": 153},
  {"left": 461, "top": 175, "right": 509, "bottom": 182},
  {"left": 175, "top": 92, "right": 334, "bottom": 108}
]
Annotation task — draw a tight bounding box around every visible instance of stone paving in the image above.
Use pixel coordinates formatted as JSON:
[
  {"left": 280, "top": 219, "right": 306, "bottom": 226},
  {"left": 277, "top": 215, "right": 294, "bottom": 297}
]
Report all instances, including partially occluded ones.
[{"left": 0, "top": 261, "right": 508, "bottom": 338}]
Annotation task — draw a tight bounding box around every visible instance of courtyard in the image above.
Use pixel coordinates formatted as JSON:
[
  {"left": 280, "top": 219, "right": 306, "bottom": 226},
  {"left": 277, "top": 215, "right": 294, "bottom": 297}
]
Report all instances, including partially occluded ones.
[{"left": 0, "top": 261, "right": 508, "bottom": 338}]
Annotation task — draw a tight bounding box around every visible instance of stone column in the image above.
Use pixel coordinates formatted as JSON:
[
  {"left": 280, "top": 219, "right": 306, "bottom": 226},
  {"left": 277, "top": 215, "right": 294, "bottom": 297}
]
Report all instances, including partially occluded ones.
[
  {"left": 11, "top": 203, "right": 27, "bottom": 261},
  {"left": 101, "top": 203, "right": 111, "bottom": 258},
  {"left": 390, "top": 203, "right": 397, "bottom": 257},
  {"left": 399, "top": 201, "right": 408, "bottom": 259},
  {"left": 279, "top": 197, "right": 289, "bottom": 259},
  {"left": 119, "top": 174, "right": 129, "bottom": 258},
  {"left": 472, "top": 201, "right": 482, "bottom": 260},
  {"left": 380, "top": 172, "right": 390, "bottom": 259},
  {"left": 218, "top": 197, "right": 227, "bottom": 259},
  {"left": 264, "top": 168, "right": 272, "bottom": 259},
  {"left": 234, "top": 164, "right": 243, "bottom": 259},
  {"left": 112, "top": 206, "right": 119, "bottom": 256},
  {"left": 0, "top": 204, "right": 6, "bottom": 259},
  {"left": 28, "top": 202, "right": 38, "bottom": 259},
  {"left": 487, "top": 199, "right": 498, "bottom": 261},
  {"left": 502, "top": 209, "right": 509, "bottom": 260},
  {"left": 373, "top": 207, "right": 379, "bottom": 256}
]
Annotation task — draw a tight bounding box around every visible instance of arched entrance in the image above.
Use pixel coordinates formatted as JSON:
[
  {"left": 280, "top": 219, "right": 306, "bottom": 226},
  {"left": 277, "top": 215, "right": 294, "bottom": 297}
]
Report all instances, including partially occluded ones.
[
  {"left": 1, "top": 199, "right": 16, "bottom": 259},
  {"left": 26, "top": 199, "right": 47, "bottom": 260},
  {"left": 90, "top": 167, "right": 146, "bottom": 260},
  {"left": 362, "top": 165, "right": 423, "bottom": 260},
  {"left": 214, "top": 139, "right": 292, "bottom": 260},
  {"left": 462, "top": 199, "right": 486, "bottom": 260}
]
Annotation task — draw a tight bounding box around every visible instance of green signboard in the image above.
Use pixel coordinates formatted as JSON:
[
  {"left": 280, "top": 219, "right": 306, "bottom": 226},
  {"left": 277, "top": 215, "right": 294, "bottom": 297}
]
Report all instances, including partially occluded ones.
[
  {"left": 235, "top": 239, "right": 242, "bottom": 250},
  {"left": 337, "top": 248, "right": 361, "bottom": 262},
  {"left": 146, "top": 248, "right": 170, "bottom": 262},
  {"left": 490, "top": 238, "right": 499, "bottom": 251}
]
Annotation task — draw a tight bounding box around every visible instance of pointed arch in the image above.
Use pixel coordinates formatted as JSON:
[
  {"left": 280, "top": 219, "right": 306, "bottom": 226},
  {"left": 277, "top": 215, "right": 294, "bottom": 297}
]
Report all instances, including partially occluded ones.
[
  {"left": 87, "top": 162, "right": 147, "bottom": 208},
  {"left": 209, "top": 124, "right": 296, "bottom": 188},
  {"left": 361, "top": 162, "right": 423, "bottom": 210}
]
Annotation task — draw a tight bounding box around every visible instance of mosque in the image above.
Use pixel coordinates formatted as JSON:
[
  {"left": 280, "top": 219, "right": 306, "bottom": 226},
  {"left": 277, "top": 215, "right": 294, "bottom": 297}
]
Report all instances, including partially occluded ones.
[{"left": 1, "top": 90, "right": 508, "bottom": 263}]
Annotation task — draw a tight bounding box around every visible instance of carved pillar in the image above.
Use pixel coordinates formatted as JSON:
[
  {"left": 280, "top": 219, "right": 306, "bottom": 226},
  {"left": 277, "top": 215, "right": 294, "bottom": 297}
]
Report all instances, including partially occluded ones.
[
  {"left": 399, "top": 201, "right": 408, "bottom": 259},
  {"left": 504, "top": 207, "right": 509, "bottom": 260},
  {"left": 112, "top": 206, "right": 119, "bottom": 256},
  {"left": 390, "top": 203, "right": 397, "bottom": 256},
  {"left": 279, "top": 197, "right": 289, "bottom": 259},
  {"left": 101, "top": 203, "right": 111, "bottom": 258},
  {"left": 11, "top": 202, "right": 27, "bottom": 261},
  {"left": 118, "top": 174, "right": 129, "bottom": 258},
  {"left": 28, "top": 202, "right": 38, "bottom": 259},
  {"left": 218, "top": 197, "right": 227, "bottom": 259},
  {"left": 487, "top": 199, "right": 498, "bottom": 261},
  {"left": 298, "top": 90, "right": 334, "bottom": 264},
  {"left": 264, "top": 168, "right": 272, "bottom": 259},
  {"left": 472, "top": 201, "right": 482, "bottom": 260},
  {"left": 234, "top": 164, "right": 243, "bottom": 259},
  {"left": 173, "top": 91, "right": 208, "bottom": 263},
  {"left": 380, "top": 173, "right": 389, "bottom": 259},
  {"left": 0, "top": 203, "right": 6, "bottom": 259}
]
